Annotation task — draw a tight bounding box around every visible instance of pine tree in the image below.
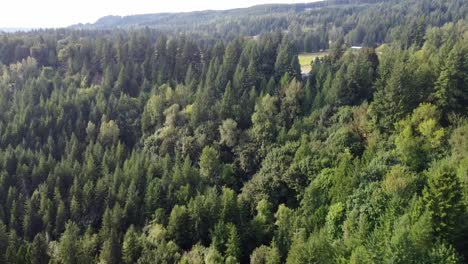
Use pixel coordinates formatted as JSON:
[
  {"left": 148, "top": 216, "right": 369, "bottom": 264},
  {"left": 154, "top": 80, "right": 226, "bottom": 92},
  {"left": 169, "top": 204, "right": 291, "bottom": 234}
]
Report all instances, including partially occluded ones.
[
  {"left": 23, "top": 193, "right": 43, "bottom": 241},
  {"left": 30, "top": 233, "right": 49, "bottom": 264},
  {"left": 219, "top": 119, "right": 238, "bottom": 148},
  {"left": 220, "top": 81, "right": 236, "bottom": 120},
  {"left": 434, "top": 43, "right": 468, "bottom": 116},
  {"left": 167, "top": 205, "right": 192, "bottom": 250},
  {"left": 122, "top": 225, "right": 141, "bottom": 264},
  {"left": 222, "top": 40, "right": 242, "bottom": 82},
  {"left": 199, "top": 146, "right": 221, "bottom": 185},
  {"left": 98, "top": 119, "right": 120, "bottom": 146},
  {"left": 99, "top": 230, "right": 121, "bottom": 264},
  {"left": 115, "top": 64, "right": 129, "bottom": 94},
  {"left": 266, "top": 244, "right": 281, "bottom": 264},
  {"left": 423, "top": 160, "right": 463, "bottom": 242},
  {"left": 205, "top": 246, "right": 223, "bottom": 264},
  {"left": 370, "top": 55, "right": 417, "bottom": 132},
  {"left": 250, "top": 245, "right": 280, "bottom": 264},
  {"left": 251, "top": 95, "right": 279, "bottom": 146},
  {"left": 55, "top": 200, "right": 66, "bottom": 238},
  {"left": 280, "top": 79, "right": 303, "bottom": 128},
  {"left": 57, "top": 222, "right": 80, "bottom": 264},
  {"left": 226, "top": 223, "right": 241, "bottom": 261},
  {"left": 0, "top": 221, "right": 7, "bottom": 263},
  {"left": 275, "top": 40, "right": 298, "bottom": 80},
  {"left": 274, "top": 204, "right": 294, "bottom": 259}
]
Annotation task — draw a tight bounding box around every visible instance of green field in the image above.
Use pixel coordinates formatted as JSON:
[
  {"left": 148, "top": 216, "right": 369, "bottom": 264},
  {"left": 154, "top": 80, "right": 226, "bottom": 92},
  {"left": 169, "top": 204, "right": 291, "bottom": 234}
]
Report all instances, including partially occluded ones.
[{"left": 298, "top": 51, "right": 329, "bottom": 74}]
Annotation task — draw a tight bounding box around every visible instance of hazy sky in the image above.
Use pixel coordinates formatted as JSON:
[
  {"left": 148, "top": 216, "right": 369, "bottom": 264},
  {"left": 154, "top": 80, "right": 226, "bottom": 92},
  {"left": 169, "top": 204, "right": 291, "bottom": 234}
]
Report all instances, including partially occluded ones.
[{"left": 1, "top": 0, "right": 311, "bottom": 28}]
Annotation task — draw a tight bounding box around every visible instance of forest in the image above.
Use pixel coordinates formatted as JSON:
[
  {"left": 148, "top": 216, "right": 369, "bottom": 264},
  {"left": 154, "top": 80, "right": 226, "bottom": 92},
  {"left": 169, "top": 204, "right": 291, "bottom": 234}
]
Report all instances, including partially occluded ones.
[{"left": 0, "top": 0, "right": 467, "bottom": 263}]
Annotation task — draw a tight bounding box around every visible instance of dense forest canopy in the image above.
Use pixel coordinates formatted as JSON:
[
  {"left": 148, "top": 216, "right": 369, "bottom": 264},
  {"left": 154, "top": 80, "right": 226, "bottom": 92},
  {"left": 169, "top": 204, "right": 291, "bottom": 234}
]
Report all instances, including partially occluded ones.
[{"left": 0, "top": 0, "right": 467, "bottom": 263}]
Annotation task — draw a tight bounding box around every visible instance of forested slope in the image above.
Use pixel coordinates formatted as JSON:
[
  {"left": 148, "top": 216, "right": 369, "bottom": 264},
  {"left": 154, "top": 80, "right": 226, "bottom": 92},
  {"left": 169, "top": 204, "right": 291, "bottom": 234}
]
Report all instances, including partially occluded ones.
[
  {"left": 0, "top": 0, "right": 467, "bottom": 263},
  {"left": 74, "top": 0, "right": 467, "bottom": 52}
]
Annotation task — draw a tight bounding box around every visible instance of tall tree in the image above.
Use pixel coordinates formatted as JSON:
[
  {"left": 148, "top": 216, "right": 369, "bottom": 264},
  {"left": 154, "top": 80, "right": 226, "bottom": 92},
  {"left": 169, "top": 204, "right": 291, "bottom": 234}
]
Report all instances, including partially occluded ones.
[
  {"left": 434, "top": 42, "right": 468, "bottom": 116},
  {"left": 57, "top": 222, "right": 81, "bottom": 264},
  {"left": 423, "top": 160, "right": 464, "bottom": 243},
  {"left": 30, "top": 233, "right": 50, "bottom": 264}
]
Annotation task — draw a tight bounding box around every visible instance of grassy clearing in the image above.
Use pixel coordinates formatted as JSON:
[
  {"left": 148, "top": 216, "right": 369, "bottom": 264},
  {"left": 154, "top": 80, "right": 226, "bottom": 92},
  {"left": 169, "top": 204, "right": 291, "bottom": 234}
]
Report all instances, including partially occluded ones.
[{"left": 298, "top": 51, "right": 329, "bottom": 74}]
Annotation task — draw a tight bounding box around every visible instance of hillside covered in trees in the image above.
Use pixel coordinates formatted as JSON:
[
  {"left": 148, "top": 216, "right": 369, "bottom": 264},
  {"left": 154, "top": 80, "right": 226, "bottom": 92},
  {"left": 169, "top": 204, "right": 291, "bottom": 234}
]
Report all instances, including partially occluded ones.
[{"left": 0, "top": 0, "right": 467, "bottom": 263}]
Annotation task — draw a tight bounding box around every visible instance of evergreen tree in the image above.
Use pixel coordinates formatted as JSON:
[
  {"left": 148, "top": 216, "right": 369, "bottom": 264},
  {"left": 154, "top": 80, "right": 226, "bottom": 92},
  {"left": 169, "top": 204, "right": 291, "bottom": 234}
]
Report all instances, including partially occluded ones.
[
  {"left": 57, "top": 222, "right": 81, "bottom": 264},
  {"left": 434, "top": 43, "right": 468, "bottom": 116},
  {"left": 423, "top": 160, "right": 464, "bottom": 243},
  {"left": 30, "top": 233, "right": 50, "bottom": 264},
  {"left": 220, "top": 81, "right": 236, "bottom": 120},
  {"left": 205, "top": 246, "right": 223, "bottom": 264},
  {"left": 370, "top": 55, "right": 417, "bottom": 132},
  {"left": 219, "top": 119, "right": 239, "bottom": 148},
  {"left": 251, "top": 95, "right": 279, "bottom": 146},
  {"left": 0, "top": 5, "right": 465, "bottom": 263},
  {"left": 199, "top": 146, "right": 221, "bottom": 185},
  {"left": 167, "top": 205, "right": 192, "bottom": 250},
  {"left": 0, "top": 221, "right": 7, "bottom": 263},
  {"left": 99, "top": 230, "right": 121, "bottom": 264},
  {"left": 122, "top": 225, "right": 141, "bottom": 264},
  {"left": 226, "top": 223, "right": 241, "bottom": 261}
]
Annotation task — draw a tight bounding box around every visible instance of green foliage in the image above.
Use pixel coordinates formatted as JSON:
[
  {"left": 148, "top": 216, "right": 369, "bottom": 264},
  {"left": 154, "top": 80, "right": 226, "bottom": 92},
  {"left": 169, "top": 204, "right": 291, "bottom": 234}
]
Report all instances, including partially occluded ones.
[
  {"left": 423, "top": 160, "right": 464, "bottom": 242},
  {"left": 275, "top": 40, "right": 300, "bottom": 80},
  {"left": 251, "top": 95, "right": 280, "bottom": 146},
  {"left": 428, "top": 241, "right": 460, "bottom": 264},
  {"left": 167, "top": 205, "right": 192, "bottom": 250},
  {"left": 30, "top": 233, "right": 50, "bottom": 264},
  {"left": 449, "top": 123, "right": 468, "bottom": 162},
  {"left": 205, "top": 246, "right": 223, "bottom": 264},
  {"left": 219, "top": 119, "right": 239, "bottom": 148},
  {"left": 122, "top": 225, "right": 142, "bottom": 264},
  {"left": 325, "top": 202, "right": 345, "bottom": 239},
  {"left": 0, "top": 3, "right": 466, "bottom": 263},
  {"left": 273, "top": 204, "right": 294, "bottom": 259},
  {"left": 199, "top": 146, "right": 221, "bottom": 185},
  {"left": 0, "top": 221, "right": 8, "bottom": 263},
  {"left": 250, "top": 245, "right": 280, "bottom": 264},
  {"left": 226, "top": 223, "right": 241, "bottom": 260},
  {"left": 57, "top": 222, "right": 81, "bottom": 264},
  {"left": 286, "top": 230, "right": 335, "bottom": 264},
  {"left": 370, "top": 55, "right": 415, "bottom": 131},
  {"left": 434, "top": 42, "right": 468, "bottom": 115},
  {"left": 381, "top": 165, "right": 418, "bottom": 198},
  {"left": 99, "top": 119, "right": 120, "bottom": 146},
  {"left": 99, "top": 230, "right": 121, "bottom": 264},
  {"left": 395, "top": 104, "right": 445, "bottom": 171}
]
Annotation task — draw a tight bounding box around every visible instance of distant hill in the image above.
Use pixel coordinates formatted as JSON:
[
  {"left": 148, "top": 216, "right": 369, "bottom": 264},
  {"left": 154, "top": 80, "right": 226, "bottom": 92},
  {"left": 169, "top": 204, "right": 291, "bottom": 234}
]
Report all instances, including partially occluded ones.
[{"left": 71, "top": 0, "right": 386, "bottom": 30}]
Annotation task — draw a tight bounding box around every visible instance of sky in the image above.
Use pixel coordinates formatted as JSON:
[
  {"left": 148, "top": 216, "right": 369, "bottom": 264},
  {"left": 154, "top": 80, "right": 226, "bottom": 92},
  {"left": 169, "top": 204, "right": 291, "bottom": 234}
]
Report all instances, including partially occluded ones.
[{"left": 0, "top": 0, "right": 311, "bottom": 28}]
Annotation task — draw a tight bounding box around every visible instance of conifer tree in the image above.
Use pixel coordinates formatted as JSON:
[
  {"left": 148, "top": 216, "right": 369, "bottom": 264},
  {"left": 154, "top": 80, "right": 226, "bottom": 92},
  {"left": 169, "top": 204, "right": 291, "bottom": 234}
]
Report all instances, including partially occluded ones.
[
  {"left": 423, "top": 160, "right": 464, "bottom": 243},
  {"left": 434, "top": 43, "right": 468, "bottom": 116},
  {"left": 30, "top": 233, "right": 50, "bottom": 264},
  {"left": 226, "top": 223, "right": 241, "bottom": 261},
  {"left": 167, "top": 205, "right": 192, "bottom": 250},
  {"left": 122, "top": 225, "right": 141, "bottom": 264},
  {"left": 0, "top": 221, "right": 7, "bottom": 263},
  {"left": 58, "top": 222, "right": 80, "bottom": 264}
]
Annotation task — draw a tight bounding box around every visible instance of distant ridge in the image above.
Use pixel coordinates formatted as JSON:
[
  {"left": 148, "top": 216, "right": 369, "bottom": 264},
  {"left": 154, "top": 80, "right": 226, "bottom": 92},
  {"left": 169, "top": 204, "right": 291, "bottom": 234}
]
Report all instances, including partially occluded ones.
[{"left": 70, "top": 0, "right": 385, "bottom": 29}]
